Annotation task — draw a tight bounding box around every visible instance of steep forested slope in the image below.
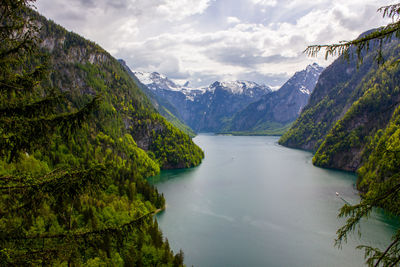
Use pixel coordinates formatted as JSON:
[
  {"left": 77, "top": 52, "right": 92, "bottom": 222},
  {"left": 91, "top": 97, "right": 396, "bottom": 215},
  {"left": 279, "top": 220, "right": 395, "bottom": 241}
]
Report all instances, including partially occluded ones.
[
  {"left": 0, "top": 5, "right": 202, "bottom": 265},
  {"left": 313, "top": 52, "right": 400, "bottom": 171},
  {"left": 279, "top": 30, "right": 400, "bottom": 174},
  {"left": 279, "top": 34, "right": 399, "bottom": 154},
  {"left": 37, "top": 13, "right": 203, "bottom": 169},
  {"left": 119, "top": 59, "right": 196, "bottom": 137}
]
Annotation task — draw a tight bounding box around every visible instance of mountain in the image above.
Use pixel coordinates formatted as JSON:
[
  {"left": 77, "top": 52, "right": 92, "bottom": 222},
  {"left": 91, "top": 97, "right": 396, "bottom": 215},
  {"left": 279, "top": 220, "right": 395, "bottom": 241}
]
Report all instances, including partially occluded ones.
[
  {"left": 1, "top": 9, "right": 203, "bottom": 265},
  {"left": 191, "top": 81, "right": 272, "bottom": 131},
  {"left": 119, "top": 59, "right": 196, "bottom": 137},
  {"left": 223, "top": 63, "right": 324, "bottom": 134},
  {"left": 279, "top": 31, "right": 400, "bottom": 173},
  {"left": 36, "top": 16, "right": 203, "bottom": 170},
  {"left": 133, "top": 71, "right": 272, "bottom": 132}
]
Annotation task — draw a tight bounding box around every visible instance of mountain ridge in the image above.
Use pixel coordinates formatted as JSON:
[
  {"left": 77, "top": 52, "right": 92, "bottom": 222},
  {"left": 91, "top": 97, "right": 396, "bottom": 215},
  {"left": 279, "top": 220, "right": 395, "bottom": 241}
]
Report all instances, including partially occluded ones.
[
  {"left": 131, "top": 69, "right": 273, "bottom": 132},
  {"left": 279, "top": 30, "right": 400, "bottom": 173},
  {"left": 131, "top": 64, "right": 323, "bottom": 134},
  {"left": 223, "top": 63, "right": 324, "bottom": 134}
]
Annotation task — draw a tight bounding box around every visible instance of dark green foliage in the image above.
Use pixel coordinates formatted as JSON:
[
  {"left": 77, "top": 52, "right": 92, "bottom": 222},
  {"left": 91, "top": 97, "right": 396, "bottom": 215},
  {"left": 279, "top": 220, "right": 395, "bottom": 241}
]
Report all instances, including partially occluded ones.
[
  {"left": 0, "top": 2, "right": 195, "bottom": 265},
  {"left": 149, "top": 120, "right": 204, "bottom": 169},
  {"left": 278, "top": 3, "right": 400, "bottom": 265},
  {"left": 32, "top": 10, "right": 203, "bottom": 169},
  {"left": 119, "top": 59, "right": 196, "bottom": 138},
  {"left": 279, "top": 34, "right": 400, "bottom": 159},
  {"left": 305, "top": 4, "right": 400, "bottom": 64},
  {"left": 312, "top": 51, "right": 400, "bottom": 171},
  {"left": 278, "top": 36, "right": 390, "bottom": 152},
  {"left": 280, "top": 9, "right": 400, "bottom": 264},
  {"left": 357, "top": 105, "right": 400, "bottom": 207}
]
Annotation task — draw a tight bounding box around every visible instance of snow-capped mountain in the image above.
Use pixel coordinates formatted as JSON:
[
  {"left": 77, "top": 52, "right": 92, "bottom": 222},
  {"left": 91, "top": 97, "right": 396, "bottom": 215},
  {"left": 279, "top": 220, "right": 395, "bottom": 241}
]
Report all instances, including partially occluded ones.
[
  {"left": 132, "top": 71, "right": 272, "bottom": 132},
  {"left": 226, "top": 63, "right": 324, "bottom": 132},
  {"left": 292, "top": 63, "right": 324, "bottom": 95},
  {"left": 134, "top": 71, "right": 271, "bottom": 98},
  {"left": 134, "top": 71, "right": 181, "bottom": 91},
  {"left": 209, "top": 81, "right": 271, "bottom": 96},
  {"left": 126, "top": 62, "right": 323, "bottom": 133}
]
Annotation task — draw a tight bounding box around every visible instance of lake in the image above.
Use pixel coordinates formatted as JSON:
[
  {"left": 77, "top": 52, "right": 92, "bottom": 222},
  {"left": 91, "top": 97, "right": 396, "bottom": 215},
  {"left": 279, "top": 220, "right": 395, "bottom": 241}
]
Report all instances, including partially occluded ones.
[{"left": 148, "top": 134, "right": 398, "bottom": 266}]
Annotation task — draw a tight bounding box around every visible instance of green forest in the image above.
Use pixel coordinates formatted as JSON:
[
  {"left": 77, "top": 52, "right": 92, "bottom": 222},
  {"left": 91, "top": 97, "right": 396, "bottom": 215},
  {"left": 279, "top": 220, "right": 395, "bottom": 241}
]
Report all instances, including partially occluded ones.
[
  {"left": 0, "top": 1, "right": 203, "bottom": 265},
  {"left": 280, "top": 5, "right": 400, "bottom": 264},
  {"left": 2, "top": 0, "right": 400, "bottom": 265}
]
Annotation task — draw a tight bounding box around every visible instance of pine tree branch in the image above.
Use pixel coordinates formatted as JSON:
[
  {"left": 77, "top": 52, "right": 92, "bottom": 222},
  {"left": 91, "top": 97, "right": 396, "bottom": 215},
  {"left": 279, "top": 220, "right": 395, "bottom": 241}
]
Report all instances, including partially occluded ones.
[
  {"left": 0, "top": 37, "right": 33, "bottom": 58},
  {"left": 374, "top": 236, "right": 400, "bottom": 267},
  {"left": 378, "top": 4, "right": 400, "bottom": 20},
  {"left": 305, "top": 21, "right": 400, "bottom": 60},
  {"left": 0, "top": 64, "right": 48, "bottom": 95},
  {"left": 0, "top": 93, "right": 66, "bottom": 118},
  {"left": 389, "top": 256, "right": 400, "bottom": 267},
  {"left": 0, "top": 164, "right": 107, "bottom": 217},
  {"left": 0, "top": 94, "right": 101, "bottom": 162},
  {"left": 2, "top": 210, "right": 155, "bottom": 241},
  {"left": 305, "top": 3, "right": 400, "bottom": 62},
  {"left": 336, "top": 180, "right": 400, "bottom": 247}
]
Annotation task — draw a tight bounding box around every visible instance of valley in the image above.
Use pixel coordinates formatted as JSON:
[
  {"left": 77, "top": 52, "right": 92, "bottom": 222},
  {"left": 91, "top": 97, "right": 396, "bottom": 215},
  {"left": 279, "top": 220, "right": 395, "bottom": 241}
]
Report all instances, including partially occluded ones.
[
  {"left": 130, "top": 63, "right": 323, "bottom": 135},
  {"left": 2, "top": 1, "right": 400, "bottom": 266}
]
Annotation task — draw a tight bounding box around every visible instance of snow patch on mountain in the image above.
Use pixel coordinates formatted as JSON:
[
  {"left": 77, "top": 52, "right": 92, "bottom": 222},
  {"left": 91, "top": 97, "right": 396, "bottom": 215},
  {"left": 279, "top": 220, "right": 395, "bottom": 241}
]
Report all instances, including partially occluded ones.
[
  {"left": 134, "top": 71, "right": 181, "bottom": 91},
  {"left": 134, "top": 71, "right": 272, "bottom": 100}
]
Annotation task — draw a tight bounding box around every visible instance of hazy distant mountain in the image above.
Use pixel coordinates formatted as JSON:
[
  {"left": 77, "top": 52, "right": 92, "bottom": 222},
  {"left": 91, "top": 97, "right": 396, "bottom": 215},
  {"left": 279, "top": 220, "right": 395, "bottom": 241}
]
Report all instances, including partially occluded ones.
[
  {"left": 118, "top": 60, "right": 196, "bottom": 137},
  {"left": 224, "top": 63, "right": 324, "bottom": 134},
  {"left": 131, "top": 64, "right": 323, "bottom": 134},
  {"left": 280, "top": 33, "right": 400, "bottom": 172},
  {"left": 133, "top": 71, "right": 272, "bottom": 132}
]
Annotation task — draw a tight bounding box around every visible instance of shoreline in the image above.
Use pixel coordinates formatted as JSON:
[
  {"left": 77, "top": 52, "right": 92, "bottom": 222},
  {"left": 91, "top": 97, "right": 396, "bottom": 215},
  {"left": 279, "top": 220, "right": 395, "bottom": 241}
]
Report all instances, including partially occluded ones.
[{"left": 153, "top": 204, "right": 167, "bottom": 216}]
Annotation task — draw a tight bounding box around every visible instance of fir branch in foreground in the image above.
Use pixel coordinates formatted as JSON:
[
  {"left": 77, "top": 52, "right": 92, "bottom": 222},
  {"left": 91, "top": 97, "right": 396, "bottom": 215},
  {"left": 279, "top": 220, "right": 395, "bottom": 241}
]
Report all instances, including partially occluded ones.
[{"left": 305, "top": 3, "right": 400, "bottom": 62}]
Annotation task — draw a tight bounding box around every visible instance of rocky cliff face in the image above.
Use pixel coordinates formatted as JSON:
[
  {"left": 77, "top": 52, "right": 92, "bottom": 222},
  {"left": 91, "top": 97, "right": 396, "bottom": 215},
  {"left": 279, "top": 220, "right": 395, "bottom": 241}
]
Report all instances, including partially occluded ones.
[
  {"left": 225, "top": 63, "right": 324, "bottom": 132},
  {"left": 279, "top": 32, "right": 400, "bottom": 172},
  {"left": 118, "top": 60, "right": 196, "bottom": 137},
  {"left": 133, "top": 71, "right": 272, "bottom": 132},
  {"left": 35, "top": 12, "right": 204, "bottom": 169}
]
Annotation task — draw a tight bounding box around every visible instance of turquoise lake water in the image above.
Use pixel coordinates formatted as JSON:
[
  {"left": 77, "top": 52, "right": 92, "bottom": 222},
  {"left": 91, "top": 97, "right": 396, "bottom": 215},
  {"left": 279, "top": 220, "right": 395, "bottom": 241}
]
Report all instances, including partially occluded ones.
[{"left": 148, "top": 134, "right": 398, "bottom": 266}]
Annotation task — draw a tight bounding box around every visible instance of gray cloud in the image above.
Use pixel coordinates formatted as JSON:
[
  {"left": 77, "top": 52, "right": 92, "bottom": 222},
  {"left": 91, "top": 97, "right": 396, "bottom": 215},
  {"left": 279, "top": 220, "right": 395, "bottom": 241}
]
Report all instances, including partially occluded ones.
[
  {"left": 36, "top": 0, "right": 394, "bottom": 88},
  {"left": 205, "top": 46, "right": 299, "bottom": 67},
  {"left": 333, "top": 4, "right": 380, "bottom": 32},
  {"left": 235, "top": 71, "right": 291, "bottom": 88}
]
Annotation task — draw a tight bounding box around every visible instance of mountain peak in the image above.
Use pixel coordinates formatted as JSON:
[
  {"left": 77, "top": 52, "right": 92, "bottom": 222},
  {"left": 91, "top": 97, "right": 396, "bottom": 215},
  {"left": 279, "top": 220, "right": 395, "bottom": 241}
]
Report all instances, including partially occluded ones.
[
  {"left": 306, "top": 63, "right": 324, "bottom": 72},
  {"left": 134, "top": 71, "right": 180, "bottom": 91},
  {"left": 210, "top": 80, "right": 271, "bottom": 95},
  {"left": 281, "top": 63, "right": 324, "bottom": 95}
]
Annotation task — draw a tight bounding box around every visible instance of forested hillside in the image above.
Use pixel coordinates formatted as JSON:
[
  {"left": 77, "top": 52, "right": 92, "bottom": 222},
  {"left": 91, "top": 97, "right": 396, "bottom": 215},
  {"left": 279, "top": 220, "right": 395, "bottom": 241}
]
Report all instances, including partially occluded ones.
[
  {"left": 36, "top": 13, "right": 203, "bottom": 170},
  {"left": 279, "top": 32, "right": 400, "bottom": 159},
  {"left": 279, "top": 29, "right": 400, "bottom": 186},
  {"left": 312, "top": 50, "right": 400, "bottom": 171},
  {"left": 0, "top": 2, "right": 202, "bottom": 265},
  {"left": 119, "top": 59, "right": 196, "bottom": 138}
]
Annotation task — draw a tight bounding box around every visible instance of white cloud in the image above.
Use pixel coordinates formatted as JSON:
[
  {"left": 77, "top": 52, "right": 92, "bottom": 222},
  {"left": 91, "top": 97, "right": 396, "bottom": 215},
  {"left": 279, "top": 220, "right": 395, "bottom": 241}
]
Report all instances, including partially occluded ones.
[
  {"left": 157, "top": 0, "right": 212, "bottom": 21},
  {"left": 35, "top": 0, "right": 395, "bottom": 88},
  {"left": 251, "top": 0, "right": 277, "bottom": 7},
  {"left": 227, "top": 16, "right": 241, "bottom": 24}
]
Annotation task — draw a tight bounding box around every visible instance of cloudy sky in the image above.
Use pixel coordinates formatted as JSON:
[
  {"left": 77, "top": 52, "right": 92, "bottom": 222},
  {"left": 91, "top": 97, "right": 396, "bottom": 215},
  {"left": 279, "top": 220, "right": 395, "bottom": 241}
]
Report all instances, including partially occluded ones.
[{"left": 35, "top": 0, "right": 394, "bottom": 88}]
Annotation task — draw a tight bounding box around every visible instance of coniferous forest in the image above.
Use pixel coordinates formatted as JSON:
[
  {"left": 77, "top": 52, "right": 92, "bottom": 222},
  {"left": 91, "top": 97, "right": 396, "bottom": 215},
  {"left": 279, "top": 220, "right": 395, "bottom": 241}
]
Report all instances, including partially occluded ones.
[
  {"left": 2, "top": 0, "right": 400, "bottom": 266},
  {"left": 0, "top": 0, "right": 203, "bottom": 265}
]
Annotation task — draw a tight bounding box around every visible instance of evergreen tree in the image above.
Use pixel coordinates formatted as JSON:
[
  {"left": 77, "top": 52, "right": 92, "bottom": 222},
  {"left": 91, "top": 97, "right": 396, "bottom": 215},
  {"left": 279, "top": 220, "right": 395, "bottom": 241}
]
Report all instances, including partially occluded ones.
[
  {"left": 0, "top": 1, "right": 186, "bottom": 265},
  {"left": 0, "top": 0, "right": 108, "bottom": 264},
  {"left": 305, "top": 3, "right": 400, "bottom": 266},
  {"left": 306, "top": 3, "right": 400, "bottom": 64}
]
